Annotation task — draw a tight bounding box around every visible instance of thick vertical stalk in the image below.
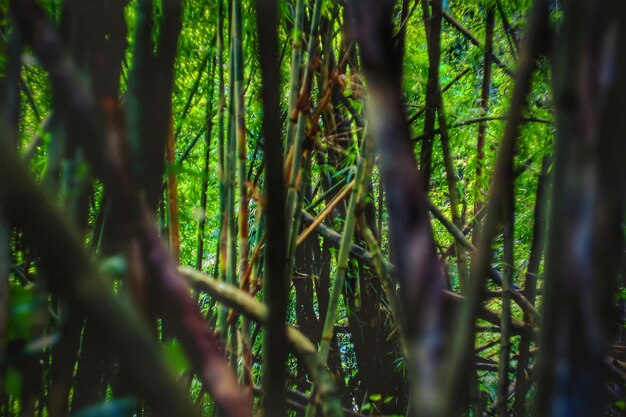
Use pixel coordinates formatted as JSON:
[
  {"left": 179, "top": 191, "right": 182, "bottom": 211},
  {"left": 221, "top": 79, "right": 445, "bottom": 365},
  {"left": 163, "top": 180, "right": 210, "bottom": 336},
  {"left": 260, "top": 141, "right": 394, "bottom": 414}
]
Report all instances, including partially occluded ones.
[
  {"left": 473, "top": 7, "right": 495, "bottom": 243},
  {"left": 513, "top": 156, "right": 549, "bottom": 415},
  {"left": 166, "top": 114, "right": 181, "bottom": 262},
  {"left": 536, "top": 2, "right": 626, "bottom": 416},
  {"left": 395, "top": 0, "right": 410, "bottom": 71},
  {"left": 226, "top": 1, "right": 239, "bottom": 370},
  {"left": 418, "top": 0, "right": 442, "bottom": 193},
  {"left": 437, "top": 93, "right": 467, "bottom": 290},
  {"left": 455, "top": 14, "right": 494, "bottom": 408},
  {"left": 196, "top": 59, "right": 217, "bottom": 271},
  {"left": 351, "top": 1, "right": 449, "bottom": 415},
  {"left": 233, "top": 0, "right": 246, "bottom": 284},
  {"left": 255, "top": 0, "right": 288, "bottom": 414},
  {"left": 232, "top": 0, "right": 252, "bottom": 386},
  {"left": 216, "top": 0, "right": 229, "bottom": 345},
  {"left": 127, "top": 0, "right": 182, "bottom": 211},
  {"left": 285, "top": 0, "right": 323, "bottom": 261},
  {"left": 438, "top": 90, "right": 481, "bottom": 416},
  {"left": 59, "top": 0, "right": 125, "bottom": 409},
  {"left": 497, "top": 159, "right": 514, "bottom": 416},
  {"left": 285, "top": 0, "right": 305, "bottom": 154}
]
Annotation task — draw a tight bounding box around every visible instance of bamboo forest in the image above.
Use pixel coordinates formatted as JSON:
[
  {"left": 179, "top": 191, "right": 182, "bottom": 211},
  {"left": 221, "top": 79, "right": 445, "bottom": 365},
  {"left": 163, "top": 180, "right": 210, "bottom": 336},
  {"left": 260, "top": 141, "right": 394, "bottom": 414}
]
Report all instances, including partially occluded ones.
[{"left": 1, "top": 0, "right": 626, "bottom": 416}]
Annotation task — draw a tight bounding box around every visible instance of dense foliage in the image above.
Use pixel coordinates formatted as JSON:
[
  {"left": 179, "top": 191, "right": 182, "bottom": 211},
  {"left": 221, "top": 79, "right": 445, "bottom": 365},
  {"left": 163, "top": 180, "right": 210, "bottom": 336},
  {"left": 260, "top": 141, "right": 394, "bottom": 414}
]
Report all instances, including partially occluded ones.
[{"left": 0, "top": 0, "right": 624, "bottom": 416}]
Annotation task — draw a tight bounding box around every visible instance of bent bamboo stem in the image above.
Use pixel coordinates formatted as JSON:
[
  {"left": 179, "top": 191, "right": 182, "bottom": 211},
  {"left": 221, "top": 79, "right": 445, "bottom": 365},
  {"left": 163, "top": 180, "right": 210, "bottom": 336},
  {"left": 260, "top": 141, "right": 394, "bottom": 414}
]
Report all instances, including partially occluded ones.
[{"left": 182, "top": 267, "right": 345, "bottom": 417}]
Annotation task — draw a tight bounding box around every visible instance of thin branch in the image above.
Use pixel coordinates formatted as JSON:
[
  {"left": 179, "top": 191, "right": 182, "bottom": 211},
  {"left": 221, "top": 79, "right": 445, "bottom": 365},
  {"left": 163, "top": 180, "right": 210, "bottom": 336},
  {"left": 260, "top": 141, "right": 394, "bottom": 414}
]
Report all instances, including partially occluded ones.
[{"left": 440, "top": 7, "right": 514, "bottom": 77}]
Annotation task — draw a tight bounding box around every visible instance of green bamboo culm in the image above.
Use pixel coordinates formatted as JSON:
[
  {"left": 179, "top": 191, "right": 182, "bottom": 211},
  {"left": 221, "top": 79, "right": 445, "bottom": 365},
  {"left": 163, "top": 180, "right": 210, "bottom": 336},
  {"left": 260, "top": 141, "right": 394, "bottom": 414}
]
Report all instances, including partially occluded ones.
[
  {"left": 318, "top": 134, "right": 372, "bottom": 363},
  {"left": 232, "top": 0, "right": 253, "bottom": 386},
  {"left": 225, "top": 0, "right": 241, "bottom": 372},
  {"left": 216, "top": 0, "right": 229, "bottom": 346},
  {"left": 284, "top": 0, "right": 305, "bottom": 156},
  {"left": 233, "top": 0, "right": 246, "bottom": 280},
  {"left": 285, "top": 0, "right": 324, "bottom": 262},
  {"left": 497, "top": 165, "right": 515, "bottom": 417},
  {"left": 195, "top": 58, "right": 217, "bottom": 271},
  {"left": 304, "top": 132, "right": 373, "bottom": 417}
]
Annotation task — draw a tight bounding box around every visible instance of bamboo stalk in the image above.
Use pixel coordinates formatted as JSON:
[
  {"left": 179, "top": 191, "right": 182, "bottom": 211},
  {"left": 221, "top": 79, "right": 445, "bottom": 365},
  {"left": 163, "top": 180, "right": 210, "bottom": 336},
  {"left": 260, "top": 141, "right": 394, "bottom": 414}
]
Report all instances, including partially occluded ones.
[
  {"left": 438, "top": 2, "right": 549, "bottom": 414},
  {"left": 437, "top": 89, "right": 481, "bottom": 416},
  {"left": 318, "top": 138, "right": 370, "bottom": 363},
  {"left": 0, "top": 139, "right": 202, "bottom": 417},
  {"left": 254, "top": 0, "right": 291, "bottom": 413},
  {"left": 216, "top": 0, "right": 229, "bottom": 346},
  {"left": 534, "top": 0, "right": 626, "bottom": 410},
  {"left": 182, "top": 267, "right": 345, "bottom": 417},
  {"left": 284, "top": 0, "right": 305, "bottom": 155},
  {"left": 474, "top": 7, "right": 495, "bottom": 244},
  {"left": 166, "top": 114, "right": 181, "bottom": 262},
  {"left": 513, "top": 156, "right": 549, "bottom": 415},
  {"left": 437, "top": 90, "right": 467, "bottom": 290},
  {"left": 225, "top": 0, "right": 240, "bottom": 372},
  {"left": 231, "top": 0, "right": 252, "bottom": 385},
  {"left": 418, "top": 0, "right": 443, "bottom": 193},
  {"left": 220, "top": 0, "right": 239, "bottom": 364},
  {"left": 304, "top": 133, "right": 372, "bottom": 417},
  {"left": 195, "top": 58, "right": 217, "bottom": 271},
  {"left": 497, "top": 138, "right": 515, "bottom": 417},
  {"left": 285, "top": 0, "right": 324, "bottom": 262}
]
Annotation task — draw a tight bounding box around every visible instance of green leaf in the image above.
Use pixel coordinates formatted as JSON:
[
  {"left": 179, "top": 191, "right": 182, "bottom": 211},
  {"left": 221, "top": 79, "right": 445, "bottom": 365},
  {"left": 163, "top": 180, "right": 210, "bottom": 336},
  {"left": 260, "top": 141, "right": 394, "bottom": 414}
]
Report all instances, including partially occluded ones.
[
  {"left": 162, "top": 339, "right": 191, "bottom": 375},
  {"left": 368, "top": 393, "right": 382, "bottom": 402}
]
